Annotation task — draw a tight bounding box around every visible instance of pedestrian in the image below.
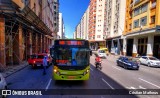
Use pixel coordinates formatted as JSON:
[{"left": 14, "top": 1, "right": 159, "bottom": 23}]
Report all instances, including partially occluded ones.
[{"left": 43, "top": 56, "right": 48, "bottom": 75}]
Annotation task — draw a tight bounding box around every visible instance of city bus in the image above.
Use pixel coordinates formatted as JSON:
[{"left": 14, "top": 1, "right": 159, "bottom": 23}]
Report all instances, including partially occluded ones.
[{"left": 50, "top": 39, "right": 92, "bottom": 80}]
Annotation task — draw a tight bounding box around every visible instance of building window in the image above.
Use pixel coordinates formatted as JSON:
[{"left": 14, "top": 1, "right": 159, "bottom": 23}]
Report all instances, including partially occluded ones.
[
  {"left": 140, "top": 16, "right": 147, "bottom": 26},
  {"left": 141, "top": 3, "right": 148, "bottom": 13},
  {"left": 134, "top": 19, "right": 139, "bottom": 28},
  {"left": 134, "top": 7, "right": 140, "bottom": 16},
  {"left": 134, "top": 0, "right": 140, "bottom": 4},
  {"left": 93, "top": 35, "right": 95, "bottom": 39},
  {"left": 34, "top": 3, "right": 36, "bottom": 12},
  {"left": 97, "top": 35, "right": 101, "bottom": 38},
  {"left": 151, "top": 15, "right": 155, "bottom": 24}
]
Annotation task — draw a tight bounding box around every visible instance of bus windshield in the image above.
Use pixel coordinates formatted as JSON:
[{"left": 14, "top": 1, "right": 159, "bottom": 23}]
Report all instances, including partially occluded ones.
[{"left": 54, "top": 47, "right": 89, "bottom": 66}]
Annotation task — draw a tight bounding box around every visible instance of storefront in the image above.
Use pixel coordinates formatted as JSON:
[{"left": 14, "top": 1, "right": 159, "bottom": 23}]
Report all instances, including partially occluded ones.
[
  {"left": 106, "top": 36, "right": 123, "bottom": 55},
  {"left": 89, "top": 40, "right": 106, "bottom": 50},
  {"left": 153, "top": 36, "right": 160, "bottom": 59},
  {"left": 123, "top": 26, "right": 160, "bottom": 58}
]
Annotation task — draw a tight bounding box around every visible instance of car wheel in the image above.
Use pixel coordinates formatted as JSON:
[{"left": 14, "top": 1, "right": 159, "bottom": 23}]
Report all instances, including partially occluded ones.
[
  {"left": 123, "top": 64, "right": 127, "bottom": 69},
  {"left": 148, "top": 63, "right": 151, "bottom": 67},
  {"left": 32, "top": 65, "right": 36, "bottom": 69}
]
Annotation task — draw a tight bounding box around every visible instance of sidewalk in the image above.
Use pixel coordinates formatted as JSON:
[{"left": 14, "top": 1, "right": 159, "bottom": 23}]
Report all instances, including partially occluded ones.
[{"left": 0, "top": 61, "right": 28, "bottom": 78}]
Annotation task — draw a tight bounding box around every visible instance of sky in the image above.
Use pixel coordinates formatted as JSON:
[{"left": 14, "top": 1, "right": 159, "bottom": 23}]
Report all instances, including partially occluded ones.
[{"left": 59, "top": 0, "right": 90, "bottom": 38}]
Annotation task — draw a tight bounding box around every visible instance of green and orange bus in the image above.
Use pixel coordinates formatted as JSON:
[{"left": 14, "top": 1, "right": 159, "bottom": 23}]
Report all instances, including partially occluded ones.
[{"left": 50, "top": 39, "right": 92, "bottom": 80}]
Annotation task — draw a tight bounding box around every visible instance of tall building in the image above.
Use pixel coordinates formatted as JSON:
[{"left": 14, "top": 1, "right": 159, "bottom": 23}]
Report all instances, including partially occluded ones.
[
  {"left": 74, "top": 6, "right": 90, "bottom": 40},
  {"left": 73, "top": 32, "right": 76, "bottom": 39},
  {"left": 57, "top": 13, "right": 65, "bottom": 39},
  {"left": 105, "top": 0, "right": 126, "bottom": 55},
  {"left": 123, "top": 0, "right": 160, "bottom": 59},
  {"left": 76, "top": 24, "right": 81, "bottom": 38},
  {"left": 88, "top": 0, "right": 106, "bottom": 50},
  {"left": 86, "top": 6, "right": 90, "bottom": 40},
  {"left": 0, "top": 0, "right": 59, "bottom": 69}
]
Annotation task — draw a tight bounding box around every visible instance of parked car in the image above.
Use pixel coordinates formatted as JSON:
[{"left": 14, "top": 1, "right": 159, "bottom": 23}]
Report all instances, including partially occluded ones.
[
  {"left": 117, "top": 56, "right": 139, "bottom": 70},
  {"left": 139, "top": 56, "right": 160, "bottom": 67},
  {"left": 97, "top": 49, "right": 107, "bottom": 59},
  {"left": 28, "top": 53, "right": 52, "bottom": 69}
]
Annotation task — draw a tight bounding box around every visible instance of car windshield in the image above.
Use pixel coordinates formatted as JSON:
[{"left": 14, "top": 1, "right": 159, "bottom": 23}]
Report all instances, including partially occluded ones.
[
  {"left": 37, "top": 55, "right": 44, "bottom": 59},
  {"left": 30, "top": 55, "right": 36, "bottom": 59},
  {"left": 148, "top": 57, "right": 159, "bottom": 60},
  {"left": 55, "top": 47, "right": 89, "bottom": 66}
]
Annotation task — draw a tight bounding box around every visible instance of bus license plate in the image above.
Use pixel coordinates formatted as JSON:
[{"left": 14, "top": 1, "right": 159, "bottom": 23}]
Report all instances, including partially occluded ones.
[{"left": 68, "top": 76, "right": 75, "bottom": 79}]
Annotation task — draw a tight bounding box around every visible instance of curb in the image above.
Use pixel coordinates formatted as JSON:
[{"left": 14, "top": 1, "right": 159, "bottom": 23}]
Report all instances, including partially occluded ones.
[{"left": 3, "top": 64, "right": 29, "bottom": 78}]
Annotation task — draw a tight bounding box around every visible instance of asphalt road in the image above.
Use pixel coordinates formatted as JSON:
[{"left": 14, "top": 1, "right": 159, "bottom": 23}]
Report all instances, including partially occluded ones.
[{"left": 5, "top": 55, "right": 160, "bottom": 98}]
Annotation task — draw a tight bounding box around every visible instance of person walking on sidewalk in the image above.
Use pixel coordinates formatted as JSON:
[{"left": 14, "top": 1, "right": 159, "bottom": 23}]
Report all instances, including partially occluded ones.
[{"left": 43, "top": 56, "right": 47, "bottom": 75}]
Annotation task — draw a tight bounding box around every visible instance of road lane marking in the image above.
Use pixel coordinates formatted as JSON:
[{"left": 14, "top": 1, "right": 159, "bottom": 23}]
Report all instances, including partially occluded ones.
[
  {"left": 112, "top": 66, "right": 121, "bottom": 71},
  {"left": 139, "top": 85, "right": 146, "bottom": 89},
  {"left": 139, "top": 78, "right": 160, "bottom": 89},
  {"left": 90, "top": 68, "right": 93, "bottom": 71},
  {"left": 45, "top": 78, "right": 52, "bottom": 91},
  {"left": 130, "top": 87, "right": 136, "bottom": 89},
  {"left": 102, "top": 78, "right": 114, "bottom": 89},
  {"left": 126, "top": 87, "right": 135, "bottom": 89}
]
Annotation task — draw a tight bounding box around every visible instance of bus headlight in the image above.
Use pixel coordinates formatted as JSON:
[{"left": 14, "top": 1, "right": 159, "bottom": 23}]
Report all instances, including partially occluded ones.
[
  {"left": 87, "top": 69, "right": 89, "bottom": 73},
  {"left": 54, "top": 69, "right": 57, "bottom": 73}
]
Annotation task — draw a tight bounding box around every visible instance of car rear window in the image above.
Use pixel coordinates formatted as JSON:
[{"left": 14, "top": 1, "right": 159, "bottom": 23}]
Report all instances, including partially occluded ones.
[
  {"left": 99, "top": 50, "right": 105, "bottom": 53},
  {"left": 148, "top": 57, "right": 158, "bottom": 60}
]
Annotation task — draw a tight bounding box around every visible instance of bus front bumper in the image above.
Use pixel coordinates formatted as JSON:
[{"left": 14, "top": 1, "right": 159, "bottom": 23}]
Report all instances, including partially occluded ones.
[{"left": 53, "top": 73, "right": 90, "bottom": 80}]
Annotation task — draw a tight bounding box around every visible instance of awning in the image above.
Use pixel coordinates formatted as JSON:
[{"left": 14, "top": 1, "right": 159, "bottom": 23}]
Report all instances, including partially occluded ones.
[
  {"left": 89, "top": 40, "right": 106, "bottom": 43},
  {"left": 106, "top": 35, "right": 121, "bottom": 40}
]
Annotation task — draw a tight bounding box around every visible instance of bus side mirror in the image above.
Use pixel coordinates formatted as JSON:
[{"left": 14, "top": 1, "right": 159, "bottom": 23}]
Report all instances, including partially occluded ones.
[
  {"left": 50, "top": 48, "right": 54, "bottom": 58},
  {"left": 90, "top": 50, "right": 92, "bottom": 56}
]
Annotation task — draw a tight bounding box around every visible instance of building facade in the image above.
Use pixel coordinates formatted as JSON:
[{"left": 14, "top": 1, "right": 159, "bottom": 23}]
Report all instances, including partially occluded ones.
[
  {"left": 57, "top": 13, "right": 65, "bottom": 39},
  {"left": 105, "top": 0, "right": 126, "bottom": 55},
  {"left": 74, "top": 6, "right": 90, "bottom": 40},
  {"left": 0, "top": 0, "right": 59, "bottom": 69},
  {"left": 76, "top": 23, "right": 81, "bottom": 38},
  {"left": 123, "top": 0, "right": 160, "bottom": 59},
  {"left": 88, "top": 0, "right": 106, "bottom": 50}
]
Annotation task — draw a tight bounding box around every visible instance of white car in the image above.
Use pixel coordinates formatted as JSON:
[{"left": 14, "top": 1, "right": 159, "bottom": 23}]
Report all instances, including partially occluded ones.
[
  {"left": 97, "top": 49, "right": 107, "bottom": 58},
  {"left": 139, "top": 56, "right": 160, "bottom": 67}
]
